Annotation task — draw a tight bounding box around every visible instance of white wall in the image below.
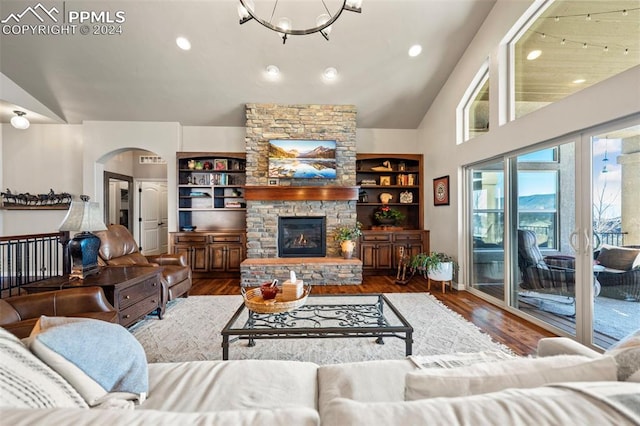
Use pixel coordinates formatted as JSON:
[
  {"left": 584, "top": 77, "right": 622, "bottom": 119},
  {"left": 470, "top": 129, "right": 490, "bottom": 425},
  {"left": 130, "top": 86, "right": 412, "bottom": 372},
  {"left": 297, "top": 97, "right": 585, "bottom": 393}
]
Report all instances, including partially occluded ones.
[
  {"left": 418, "top": 0, "right": 640, "bottom": 283},
  {"left": 0, "top": 123, "right": 83, "bottom": 235},
  {"left": 356, "top": 128, "right": 419, "bottom": 153}
]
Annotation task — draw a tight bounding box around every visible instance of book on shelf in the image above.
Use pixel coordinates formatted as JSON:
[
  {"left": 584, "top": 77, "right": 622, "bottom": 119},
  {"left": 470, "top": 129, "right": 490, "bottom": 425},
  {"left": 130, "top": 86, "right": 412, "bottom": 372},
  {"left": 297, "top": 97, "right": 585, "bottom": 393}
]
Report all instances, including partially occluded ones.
[{"left": 225, "top": 201, "right": 242, "bottom": 208}]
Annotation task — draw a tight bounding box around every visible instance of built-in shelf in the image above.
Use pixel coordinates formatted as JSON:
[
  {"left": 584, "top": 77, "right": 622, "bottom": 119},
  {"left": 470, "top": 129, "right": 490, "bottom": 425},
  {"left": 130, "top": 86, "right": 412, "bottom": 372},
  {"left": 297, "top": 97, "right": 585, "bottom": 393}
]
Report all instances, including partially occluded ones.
[{"left": 244, "top": 186, "right": 359, "bottom": 201}]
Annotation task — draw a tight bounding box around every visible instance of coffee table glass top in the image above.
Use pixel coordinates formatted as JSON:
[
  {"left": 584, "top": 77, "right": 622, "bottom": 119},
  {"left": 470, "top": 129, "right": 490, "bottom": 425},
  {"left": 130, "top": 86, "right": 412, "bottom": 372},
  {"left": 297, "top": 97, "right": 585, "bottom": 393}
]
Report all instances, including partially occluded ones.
[{"left": 222, "top": 293, "right": 411, "bottom": 335}]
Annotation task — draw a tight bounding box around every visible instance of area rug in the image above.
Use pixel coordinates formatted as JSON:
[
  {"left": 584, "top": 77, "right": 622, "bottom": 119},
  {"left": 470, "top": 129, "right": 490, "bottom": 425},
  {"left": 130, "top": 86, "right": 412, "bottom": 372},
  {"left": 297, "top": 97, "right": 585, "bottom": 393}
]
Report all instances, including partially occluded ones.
[{"left": 131, "top": 293, "right": 515, "bottom": 365}]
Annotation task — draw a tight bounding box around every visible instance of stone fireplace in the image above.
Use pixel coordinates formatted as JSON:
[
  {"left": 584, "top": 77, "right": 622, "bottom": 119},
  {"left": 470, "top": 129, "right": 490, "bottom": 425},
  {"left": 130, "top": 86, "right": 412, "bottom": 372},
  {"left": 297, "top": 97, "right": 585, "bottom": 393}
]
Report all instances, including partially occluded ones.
[
  {"left": 240, "top": 103, "right": 363, "bottom": 286},
  {"left": 278, "top": 216, "right": 326, "bottom": 258}
]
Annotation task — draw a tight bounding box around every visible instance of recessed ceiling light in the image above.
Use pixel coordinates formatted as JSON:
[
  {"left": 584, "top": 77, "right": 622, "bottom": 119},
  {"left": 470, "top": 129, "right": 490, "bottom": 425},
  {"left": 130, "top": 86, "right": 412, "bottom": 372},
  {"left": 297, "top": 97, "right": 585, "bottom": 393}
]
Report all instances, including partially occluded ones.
[
  {"left": 408, "top": 44, "right": 422, "bottom": 57},
  {"left": 176, "top": 37, "right": 191, "bottom": 51},
  {"left": 526, "top": 50, "right": 542, "bottom": 60},
  {"left": 266, "top": 65, "right": 280, "bottom": 77},
  {"left": 573, "top": 78, "right": 586, "bottom": 84},
  {"left": 323, "top": 67, "right": 338, "bottom": 80}
]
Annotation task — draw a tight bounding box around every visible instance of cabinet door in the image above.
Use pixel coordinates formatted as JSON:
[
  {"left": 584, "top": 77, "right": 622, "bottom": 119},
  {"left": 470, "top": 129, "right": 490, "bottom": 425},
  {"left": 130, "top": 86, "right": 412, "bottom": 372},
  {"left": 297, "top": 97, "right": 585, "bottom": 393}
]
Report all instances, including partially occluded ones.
[
  {"left": 208, "top": 244, "right": 226, "bottom": 272},
  {"left": 191, "top": 245, "right": 208, "bottom": 272},
  {"left": 360, "top": 243, "right": 378, "bottom": 270},
  {"left": 376, "top": 243, "right": 393, "bottom": 269},
  {"left": 226, "top": 244, "right": 244, "bottom": 272}
]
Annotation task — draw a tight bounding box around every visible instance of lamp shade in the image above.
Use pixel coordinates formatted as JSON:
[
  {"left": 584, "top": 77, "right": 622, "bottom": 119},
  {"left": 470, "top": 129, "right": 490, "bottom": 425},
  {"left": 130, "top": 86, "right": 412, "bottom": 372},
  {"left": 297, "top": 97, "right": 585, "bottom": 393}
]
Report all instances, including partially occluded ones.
[
  {"left": 59, "top": 200, "right": 107, "bottom": 232},
  {"left": 59, "top": 196, "right": 107, "bottom": 279}
]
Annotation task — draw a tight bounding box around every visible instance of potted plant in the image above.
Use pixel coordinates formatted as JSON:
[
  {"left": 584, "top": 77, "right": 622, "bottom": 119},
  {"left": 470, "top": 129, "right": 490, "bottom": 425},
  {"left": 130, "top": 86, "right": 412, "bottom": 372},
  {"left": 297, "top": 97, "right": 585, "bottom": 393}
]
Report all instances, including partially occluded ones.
[
  {"left": 409, "top": 251, "right": 459, "bottom": 282},
  {"left": 373, "top": 205, "right": 405, "bottom": 226},
  {"left": 333, "top": 222, "right": 362, "bottom": 259}
]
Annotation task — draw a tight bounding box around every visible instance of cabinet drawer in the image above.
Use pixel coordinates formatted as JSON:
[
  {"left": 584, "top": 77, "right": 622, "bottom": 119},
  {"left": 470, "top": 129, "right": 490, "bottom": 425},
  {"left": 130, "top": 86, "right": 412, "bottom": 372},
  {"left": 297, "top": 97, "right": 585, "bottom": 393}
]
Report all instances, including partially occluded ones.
[
  {"left": 175, "top": 234, "right": 208, "bottom": 243},
  {"left": 119, "top": 295, "right": 160, "bottom": 327},
  {"left": 361, "top": 233, "right": 392, "bottom": 242},
  {"left": 210, "top": 234, "right": 243, "bottom": 243},
  {"left": 118, "top": 279, "right": 160, "bottom": 309},
  {"left": 394, "top": 233, "right": 423, "bottom": 243}
]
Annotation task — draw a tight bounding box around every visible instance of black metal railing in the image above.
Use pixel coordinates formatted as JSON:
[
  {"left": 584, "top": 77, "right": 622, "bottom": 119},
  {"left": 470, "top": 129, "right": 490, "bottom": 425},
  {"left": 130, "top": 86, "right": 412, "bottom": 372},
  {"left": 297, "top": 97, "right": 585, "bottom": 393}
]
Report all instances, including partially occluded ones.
[
  {"left": 0, "top": 232, "right": 69, "bottom": 298},
  {"left": 597, "top": 232, "right": 627, "bottom": 247}
]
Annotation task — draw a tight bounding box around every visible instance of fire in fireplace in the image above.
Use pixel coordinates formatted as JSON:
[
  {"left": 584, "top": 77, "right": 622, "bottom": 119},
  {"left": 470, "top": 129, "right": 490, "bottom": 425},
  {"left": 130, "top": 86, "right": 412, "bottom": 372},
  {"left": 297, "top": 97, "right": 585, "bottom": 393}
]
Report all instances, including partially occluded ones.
[{"left": 278, "top": 216, "right": 326, "bottom": 257}]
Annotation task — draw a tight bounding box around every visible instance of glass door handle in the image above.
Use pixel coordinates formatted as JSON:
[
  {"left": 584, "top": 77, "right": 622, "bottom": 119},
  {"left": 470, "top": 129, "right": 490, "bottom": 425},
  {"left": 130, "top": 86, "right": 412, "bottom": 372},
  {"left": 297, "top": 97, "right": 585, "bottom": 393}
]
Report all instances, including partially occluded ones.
[
  {"left": 583, "top": 229, "right": 592, "bottom": 251},
  {"left": 569, "top": 231, "right": 580, "bottom": 254}
]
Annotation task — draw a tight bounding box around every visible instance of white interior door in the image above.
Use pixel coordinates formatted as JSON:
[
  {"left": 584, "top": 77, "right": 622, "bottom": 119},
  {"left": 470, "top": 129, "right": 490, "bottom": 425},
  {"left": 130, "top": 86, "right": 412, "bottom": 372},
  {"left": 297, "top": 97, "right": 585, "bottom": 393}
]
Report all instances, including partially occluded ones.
[{"left": 139, "top": 181, "right": 167, "bottom": 255}]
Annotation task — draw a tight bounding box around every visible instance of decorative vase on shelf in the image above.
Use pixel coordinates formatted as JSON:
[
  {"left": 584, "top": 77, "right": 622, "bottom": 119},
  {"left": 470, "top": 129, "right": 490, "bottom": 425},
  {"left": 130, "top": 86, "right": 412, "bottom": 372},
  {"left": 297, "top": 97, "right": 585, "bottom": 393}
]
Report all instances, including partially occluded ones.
[
  {"left": 340, "top": 240, "right": 356, "bottom": 259},
  {"left": 375, "top": 218, "right": 396, "bottom": 226}
]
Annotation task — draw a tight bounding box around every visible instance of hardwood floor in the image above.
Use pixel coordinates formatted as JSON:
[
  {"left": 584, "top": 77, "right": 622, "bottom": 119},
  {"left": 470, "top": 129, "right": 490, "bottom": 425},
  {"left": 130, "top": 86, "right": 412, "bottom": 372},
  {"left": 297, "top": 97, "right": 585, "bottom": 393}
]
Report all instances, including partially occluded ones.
[{"left": 190, "top": 274, "right": 556, "bottom": 356}]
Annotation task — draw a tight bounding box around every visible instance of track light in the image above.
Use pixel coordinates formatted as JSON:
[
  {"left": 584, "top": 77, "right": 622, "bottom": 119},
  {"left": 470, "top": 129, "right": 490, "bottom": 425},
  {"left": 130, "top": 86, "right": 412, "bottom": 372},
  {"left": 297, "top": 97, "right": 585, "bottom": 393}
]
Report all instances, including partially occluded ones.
[{"left": 10, "top": 111, "right": 30, "bottom": 130}]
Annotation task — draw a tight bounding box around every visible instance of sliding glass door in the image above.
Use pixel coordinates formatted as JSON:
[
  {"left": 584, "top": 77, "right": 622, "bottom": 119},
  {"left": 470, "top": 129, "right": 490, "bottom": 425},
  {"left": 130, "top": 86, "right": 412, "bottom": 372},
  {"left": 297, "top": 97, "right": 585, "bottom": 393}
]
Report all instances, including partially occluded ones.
[
  {"left": 590, "top": 124, "right": 640, "bottom": 347},
  {"left": 512, "top": 142, "right": 578, "bottom": 338},
  {"left": 469, "top": 160, "right": 505, "bottom": 301},
  {"left": 465, "top": 117, "right": 640, "bottom": 349}
]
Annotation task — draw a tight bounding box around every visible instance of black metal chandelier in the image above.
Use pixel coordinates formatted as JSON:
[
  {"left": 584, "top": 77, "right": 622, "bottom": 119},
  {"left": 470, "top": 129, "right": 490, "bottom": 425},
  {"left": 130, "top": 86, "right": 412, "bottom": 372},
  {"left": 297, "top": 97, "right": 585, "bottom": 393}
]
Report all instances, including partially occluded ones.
[{"left": 237, "top": 0, "right": 362, "bottom": 44}]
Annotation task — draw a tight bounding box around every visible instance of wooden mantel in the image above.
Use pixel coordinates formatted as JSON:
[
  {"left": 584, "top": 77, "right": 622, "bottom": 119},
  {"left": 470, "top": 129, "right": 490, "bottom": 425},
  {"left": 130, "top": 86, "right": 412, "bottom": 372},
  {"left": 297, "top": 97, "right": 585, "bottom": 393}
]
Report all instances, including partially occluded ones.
[{"left": 244, "top": 186, "right": 359, "bottom": 201}]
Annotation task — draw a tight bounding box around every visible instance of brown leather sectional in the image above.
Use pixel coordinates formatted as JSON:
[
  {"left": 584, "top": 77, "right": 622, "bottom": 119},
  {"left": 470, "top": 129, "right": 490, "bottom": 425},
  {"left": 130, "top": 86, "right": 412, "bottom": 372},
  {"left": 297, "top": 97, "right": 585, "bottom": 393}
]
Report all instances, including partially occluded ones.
[{"left": 0, "top": 287, "right": 118, "bottom": 338}]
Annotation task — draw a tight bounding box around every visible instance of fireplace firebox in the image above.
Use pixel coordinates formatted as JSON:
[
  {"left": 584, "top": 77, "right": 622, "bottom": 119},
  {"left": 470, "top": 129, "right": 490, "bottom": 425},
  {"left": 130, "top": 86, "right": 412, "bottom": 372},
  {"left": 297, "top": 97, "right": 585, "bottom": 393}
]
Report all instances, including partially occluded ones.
[{"left": 278, "top": 216, "right": 326, "bottom": 257}]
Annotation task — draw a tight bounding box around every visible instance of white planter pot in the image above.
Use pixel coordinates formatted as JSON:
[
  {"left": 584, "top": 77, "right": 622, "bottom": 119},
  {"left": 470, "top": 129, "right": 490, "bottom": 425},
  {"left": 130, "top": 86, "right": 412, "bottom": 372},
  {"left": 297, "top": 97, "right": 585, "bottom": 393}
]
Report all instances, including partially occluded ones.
[{"left": 427, "top": 262, "right": 453, "bottom": 282}]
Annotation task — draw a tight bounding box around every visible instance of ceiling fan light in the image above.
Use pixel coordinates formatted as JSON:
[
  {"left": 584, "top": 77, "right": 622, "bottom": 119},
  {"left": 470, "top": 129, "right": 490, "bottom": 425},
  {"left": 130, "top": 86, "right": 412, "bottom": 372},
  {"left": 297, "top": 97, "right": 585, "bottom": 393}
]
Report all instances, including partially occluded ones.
[
  {"left": 346, "top": 0, "right": 363, "bottom": 9},
  {"left": 10, "top": 111, "right": 30, "bottom": 130},
  {"left": 317, "top": 13, "right": 332, "bottom": 34}
]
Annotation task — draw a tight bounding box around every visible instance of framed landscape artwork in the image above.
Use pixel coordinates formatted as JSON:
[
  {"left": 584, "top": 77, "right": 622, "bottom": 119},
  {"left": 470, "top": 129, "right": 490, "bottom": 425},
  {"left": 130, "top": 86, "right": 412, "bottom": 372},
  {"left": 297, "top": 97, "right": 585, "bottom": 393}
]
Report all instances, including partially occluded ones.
[{"left": 433, "top": 175, "right": 450, "bottom": 206}]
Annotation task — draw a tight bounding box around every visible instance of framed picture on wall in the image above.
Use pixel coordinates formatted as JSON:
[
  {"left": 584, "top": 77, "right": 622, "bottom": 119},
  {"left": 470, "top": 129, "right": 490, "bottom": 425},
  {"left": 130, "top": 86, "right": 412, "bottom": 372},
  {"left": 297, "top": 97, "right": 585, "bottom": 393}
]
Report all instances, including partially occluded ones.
[{"left": 433, "top": 175, "right": 450, "bottom": 206}]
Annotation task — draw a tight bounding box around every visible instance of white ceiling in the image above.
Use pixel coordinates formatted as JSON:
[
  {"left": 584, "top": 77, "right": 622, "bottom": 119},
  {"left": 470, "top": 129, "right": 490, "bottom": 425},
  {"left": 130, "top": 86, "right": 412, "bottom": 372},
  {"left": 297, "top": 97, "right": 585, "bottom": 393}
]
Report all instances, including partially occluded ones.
[{"left": 0, "top": 0, "right": 498, "bottom": 129}]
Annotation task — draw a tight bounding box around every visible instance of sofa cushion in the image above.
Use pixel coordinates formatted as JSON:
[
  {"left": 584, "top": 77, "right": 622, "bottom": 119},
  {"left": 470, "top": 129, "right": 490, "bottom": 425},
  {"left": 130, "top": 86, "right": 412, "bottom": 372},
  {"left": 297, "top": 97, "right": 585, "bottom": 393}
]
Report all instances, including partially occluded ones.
[
  {"left": 27, "top": 316, "right": 148, "bottom": 406},
  {"left": 142, "top": 359, "right": 318, "bottom": 412},
  {"left": 597, "top": 245, "right": 640, "bottom": 271},
  {"left": 0, "top": 407, "right": 321, "bottom": 426},
  {"left": 0, "top": 327, "right": 87, "bottom": 409},
  {"left": 405, "top": 355, "right": 617, "bottom": 400},
  {"left": 605, "top": 328, "right": 640, "bottom": 381},
  {"left": 323, "top": 383, "right": 639, "bottom": 426}
]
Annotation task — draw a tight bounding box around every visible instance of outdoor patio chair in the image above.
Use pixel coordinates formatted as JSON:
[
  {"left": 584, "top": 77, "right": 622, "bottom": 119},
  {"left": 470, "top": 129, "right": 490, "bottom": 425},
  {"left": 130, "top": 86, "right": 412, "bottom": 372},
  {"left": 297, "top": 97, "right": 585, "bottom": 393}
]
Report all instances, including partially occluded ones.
[{"left": 517, "top": 229, "right": 576, "bottom": 299}]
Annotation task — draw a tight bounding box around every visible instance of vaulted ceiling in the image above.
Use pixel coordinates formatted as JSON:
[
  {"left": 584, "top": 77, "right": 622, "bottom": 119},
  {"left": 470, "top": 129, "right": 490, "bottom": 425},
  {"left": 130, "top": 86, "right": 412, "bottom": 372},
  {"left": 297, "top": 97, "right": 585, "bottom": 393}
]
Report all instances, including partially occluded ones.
[{"left": 0, "top": 0, "right": 496, "bottom": 129}]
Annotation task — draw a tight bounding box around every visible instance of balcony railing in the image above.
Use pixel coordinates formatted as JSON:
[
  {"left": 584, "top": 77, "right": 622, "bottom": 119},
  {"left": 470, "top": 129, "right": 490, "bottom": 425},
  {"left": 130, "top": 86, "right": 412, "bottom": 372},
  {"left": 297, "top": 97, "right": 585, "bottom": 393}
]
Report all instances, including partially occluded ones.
[
  {"left": 597, "top": 232, "right": 627, "bottom": 247},
  {"left": 0, "top": 232, "right": 69, "bottom": 298}
]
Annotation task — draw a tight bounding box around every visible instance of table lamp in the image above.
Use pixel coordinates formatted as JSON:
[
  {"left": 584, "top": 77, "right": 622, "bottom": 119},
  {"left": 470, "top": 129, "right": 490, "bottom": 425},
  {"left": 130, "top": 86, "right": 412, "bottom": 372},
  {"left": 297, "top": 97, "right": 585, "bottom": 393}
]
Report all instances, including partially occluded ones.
[{"left": 59, "top": 195, "right": 107, "bottom": 279}]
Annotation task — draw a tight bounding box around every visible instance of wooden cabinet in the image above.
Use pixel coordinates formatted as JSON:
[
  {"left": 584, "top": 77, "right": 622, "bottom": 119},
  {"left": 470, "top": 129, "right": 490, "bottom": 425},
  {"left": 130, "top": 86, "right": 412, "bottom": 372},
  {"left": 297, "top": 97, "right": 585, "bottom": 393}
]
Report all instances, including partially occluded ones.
[
  {"left": 171, "top": 231, "right": 245, "bottom": 277},
  {"left": 177, "top": 152, "right": 246, "bottom": 232},
  {"left": 356, "top": 154, "right": 428, "bottom": 275},
  {"left": 208, "top": 233, "right": 245, "bottom": 272},
  {"left": 356, "top": 154, "right": 423, "bottom": 230},
  {"left": 360, "top": 230, "right": 430, "bottom": 275},
  {"left": 173, "top": 233, "right": 208, "bottom": 272},
  {"left": 360, "top": 232, "right": 393, "bottom": 271}
]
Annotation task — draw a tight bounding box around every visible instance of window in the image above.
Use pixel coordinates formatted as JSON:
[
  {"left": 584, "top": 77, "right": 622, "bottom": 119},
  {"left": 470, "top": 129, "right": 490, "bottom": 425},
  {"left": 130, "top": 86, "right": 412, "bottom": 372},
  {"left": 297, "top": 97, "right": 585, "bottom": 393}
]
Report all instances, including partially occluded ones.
[
  {"left": 459, "top": 62, "right": 489, "bottom": 143},
  {"left": 510, "top": 0, "right": 639, "bottom": 119}
]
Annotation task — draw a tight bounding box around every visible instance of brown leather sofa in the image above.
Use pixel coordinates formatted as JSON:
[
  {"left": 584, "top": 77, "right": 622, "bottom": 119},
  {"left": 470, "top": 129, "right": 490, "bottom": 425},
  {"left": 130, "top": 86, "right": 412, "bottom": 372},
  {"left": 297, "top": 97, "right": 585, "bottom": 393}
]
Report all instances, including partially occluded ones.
[
  {"left": 0, "top": 287, "right": 118, "bottom": 338},
  {"left": 95, "top": 224, "right": 192, "bottom": 314}
]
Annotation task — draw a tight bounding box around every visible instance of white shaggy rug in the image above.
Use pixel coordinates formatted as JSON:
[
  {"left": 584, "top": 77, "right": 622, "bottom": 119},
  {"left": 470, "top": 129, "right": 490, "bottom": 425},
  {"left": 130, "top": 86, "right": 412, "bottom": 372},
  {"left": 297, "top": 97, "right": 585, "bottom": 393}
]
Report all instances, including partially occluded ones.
[{"left": 131, "top": 293, "right": 514, "bottom": 365}]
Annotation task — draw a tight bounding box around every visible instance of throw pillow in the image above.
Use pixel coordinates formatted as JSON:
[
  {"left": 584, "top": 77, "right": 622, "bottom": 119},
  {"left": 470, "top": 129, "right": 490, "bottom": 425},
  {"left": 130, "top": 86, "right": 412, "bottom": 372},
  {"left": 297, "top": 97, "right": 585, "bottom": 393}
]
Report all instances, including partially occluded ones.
[
  {"left": 0, "top": 326, "right": 87, "bottom": 408},
  {"left": 405, "top": 355, "right": 617, "bottom": 400},
  {"left": 596, "top": 245, "right": 640, "bottom": 271},
  {"left": 27, "top": 316, "right": 148, "bottom": 407},
  {"left": 605, "top": 328, "right": 640, "bottom": 381}
]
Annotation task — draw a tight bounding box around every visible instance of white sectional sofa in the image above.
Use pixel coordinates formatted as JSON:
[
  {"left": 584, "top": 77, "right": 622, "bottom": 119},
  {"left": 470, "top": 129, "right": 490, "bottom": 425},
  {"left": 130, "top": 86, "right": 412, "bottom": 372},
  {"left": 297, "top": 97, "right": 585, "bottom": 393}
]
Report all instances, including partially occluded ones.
[{"left": 1, "top": 318, "right": 639, "bottom": 425}]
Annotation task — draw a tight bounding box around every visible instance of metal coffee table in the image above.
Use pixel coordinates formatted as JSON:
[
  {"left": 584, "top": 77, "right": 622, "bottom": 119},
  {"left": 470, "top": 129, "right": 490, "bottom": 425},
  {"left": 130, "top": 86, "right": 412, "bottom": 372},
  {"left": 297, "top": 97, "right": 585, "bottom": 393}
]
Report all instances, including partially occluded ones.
[{"left": 221, "top": 293, "right": 413, "bottom": 360}]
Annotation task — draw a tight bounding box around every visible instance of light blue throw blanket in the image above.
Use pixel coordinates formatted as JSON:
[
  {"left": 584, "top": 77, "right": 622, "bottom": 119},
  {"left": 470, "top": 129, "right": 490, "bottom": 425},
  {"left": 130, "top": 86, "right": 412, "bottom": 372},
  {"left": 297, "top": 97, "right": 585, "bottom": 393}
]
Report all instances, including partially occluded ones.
[{"left": 35, "top": 318, "right": 148, "bottom": 396}]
